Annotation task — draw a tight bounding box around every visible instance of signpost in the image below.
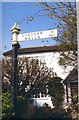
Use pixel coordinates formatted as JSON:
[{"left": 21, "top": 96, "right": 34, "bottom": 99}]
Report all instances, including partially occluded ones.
[
  {"left": 11, "top": 22, "right": 57, "bottom": 116},
  {"left": 11, "top": 23, "right": 21, "bottom": 115},
  {"left": 17, "top": 29, "right": 57, "bottom": 41}
]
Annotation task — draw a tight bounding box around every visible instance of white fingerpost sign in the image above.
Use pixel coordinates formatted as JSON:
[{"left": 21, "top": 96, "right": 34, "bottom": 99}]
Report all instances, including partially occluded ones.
[{"left": 17, "top": 29, "right": 57, "bottom": 42}]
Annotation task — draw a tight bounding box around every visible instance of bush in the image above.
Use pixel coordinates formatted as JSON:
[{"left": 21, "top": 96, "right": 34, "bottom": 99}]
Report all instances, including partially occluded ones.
[
  {"left": 2, "top": 92, "right": 27, "bottom": 118},
  {"left": 2, "top": 92, "right": 15, "bottom": 119}
]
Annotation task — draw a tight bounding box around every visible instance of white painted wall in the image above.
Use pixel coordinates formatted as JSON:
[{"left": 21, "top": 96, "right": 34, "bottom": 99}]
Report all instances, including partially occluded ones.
[{"left": 19, "top": 52, "right": 73, "bottom": 79}]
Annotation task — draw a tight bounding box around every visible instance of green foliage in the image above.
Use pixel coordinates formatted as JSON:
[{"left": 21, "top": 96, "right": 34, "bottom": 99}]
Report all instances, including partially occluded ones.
[
  {"left": 2, "top": 92, "right": 15, "bottom": 118},
  {"left": 48, "top": 77, "right": 64, "bottom": 109},
  {"left": 69, "top": 95, "right": 78, "bottom": 119},
  {"left": 0, "top": 95, "right": 2, "bottom": 119},
  {"left": 2, "top": 92, "right": 28, "bottom": 118}
]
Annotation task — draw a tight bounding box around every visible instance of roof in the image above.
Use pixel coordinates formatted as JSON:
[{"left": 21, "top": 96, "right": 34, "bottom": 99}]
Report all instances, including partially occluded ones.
[
  {"left": 3, "top": 44, "right": 73, "bottom": 56},
  {"left": 63, "top": 67, "right": 78, "bottom": 84}
]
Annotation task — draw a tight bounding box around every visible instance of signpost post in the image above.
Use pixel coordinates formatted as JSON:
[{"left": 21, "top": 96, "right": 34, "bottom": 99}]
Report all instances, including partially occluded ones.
[
  {"left": 11, "top": 23, "right": 21, "bottom": 114},
  {"left": 11, "top": 22, "right": 57, "bottom": 117}
]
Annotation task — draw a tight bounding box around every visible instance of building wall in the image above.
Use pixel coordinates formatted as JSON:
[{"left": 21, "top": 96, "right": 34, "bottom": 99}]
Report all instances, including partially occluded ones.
[{"left": 16, "top": 52, "right": 73, "bottom": 79}]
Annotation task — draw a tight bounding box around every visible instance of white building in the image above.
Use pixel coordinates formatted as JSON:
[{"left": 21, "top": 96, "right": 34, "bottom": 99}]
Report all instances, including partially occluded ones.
[{"left": 3, "top": 45, "right": 74, "bottom": 109}]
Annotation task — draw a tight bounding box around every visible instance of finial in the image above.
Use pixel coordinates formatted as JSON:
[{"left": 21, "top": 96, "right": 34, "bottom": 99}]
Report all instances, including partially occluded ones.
[{"left": 11, "top": 22, "right": 21, "bottom": 31}]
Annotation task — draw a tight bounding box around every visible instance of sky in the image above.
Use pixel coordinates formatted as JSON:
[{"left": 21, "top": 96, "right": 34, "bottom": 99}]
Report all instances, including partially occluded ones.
[{"left": 2, "top": 2, "right": 58, "bottom": 54}]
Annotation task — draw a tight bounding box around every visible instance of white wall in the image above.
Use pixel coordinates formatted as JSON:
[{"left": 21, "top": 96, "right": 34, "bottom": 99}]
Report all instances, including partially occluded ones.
[{"left": 19, "top": 52, "right": 73, "bottom": 79}]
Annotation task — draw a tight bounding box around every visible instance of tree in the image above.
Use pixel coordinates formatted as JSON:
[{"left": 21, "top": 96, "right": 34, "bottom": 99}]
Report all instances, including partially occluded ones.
[
  {"left": 21, "top": 77, "right": 67, "bottom": 118},
  {"left": 48, "top": 77, "right": 64, "bottom": 107},
  {"left": 17, "top": 57, "right": 56, "bottom": 98},
  {"left": 48, "top": 77, "right": 65, "bottom": 116},
  {"left": 3, "top": 56, "right": 70, "bottom": 118},
  {"left": 2, "top": 56, "right": 55, "bottom": 97},
  {"left": 28, "top": 2, "right": 77, "bottom": 67},
  {"left": 37, "top": 3, "right": 78, "bottom": 118},
  {"left": 2, "top": 56, "right": 56, "bottom": 118},
  {"left": 2, "top": 58, "right": 12, "bottom": 93}
]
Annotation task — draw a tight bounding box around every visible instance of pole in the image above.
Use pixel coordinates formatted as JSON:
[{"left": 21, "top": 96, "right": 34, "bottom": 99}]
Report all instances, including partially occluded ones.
[
  {"left": 12, "top": 43, "right": 20, "bottom": 106},
  {"left": 11, "top": 23, "right": 21, "bottom": 113}
]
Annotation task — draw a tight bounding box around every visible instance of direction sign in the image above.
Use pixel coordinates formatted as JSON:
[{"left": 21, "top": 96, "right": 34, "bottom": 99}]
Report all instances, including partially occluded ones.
[{"left": 17, "top": 29, "right": 57, "bottom": 42}]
